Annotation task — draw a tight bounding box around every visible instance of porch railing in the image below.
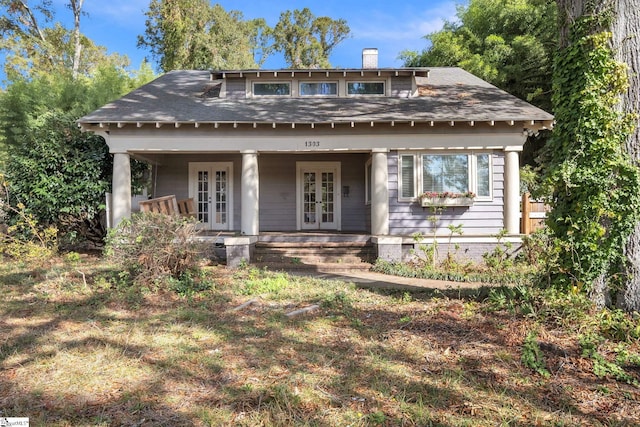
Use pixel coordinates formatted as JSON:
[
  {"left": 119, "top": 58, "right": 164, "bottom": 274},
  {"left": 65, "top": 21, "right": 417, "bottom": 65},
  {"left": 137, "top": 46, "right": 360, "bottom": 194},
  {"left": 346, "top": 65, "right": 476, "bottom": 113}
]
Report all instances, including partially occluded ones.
[{"left": 139, "top": 195, "right": 195, "bottom": 217}]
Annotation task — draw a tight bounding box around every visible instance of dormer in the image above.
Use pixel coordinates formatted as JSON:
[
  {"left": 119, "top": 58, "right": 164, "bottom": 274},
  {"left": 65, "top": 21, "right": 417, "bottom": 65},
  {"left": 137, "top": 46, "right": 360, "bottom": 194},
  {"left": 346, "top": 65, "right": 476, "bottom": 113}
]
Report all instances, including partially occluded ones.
[{"left": 210, "top": 68, "right": 429, "bottom": 99}]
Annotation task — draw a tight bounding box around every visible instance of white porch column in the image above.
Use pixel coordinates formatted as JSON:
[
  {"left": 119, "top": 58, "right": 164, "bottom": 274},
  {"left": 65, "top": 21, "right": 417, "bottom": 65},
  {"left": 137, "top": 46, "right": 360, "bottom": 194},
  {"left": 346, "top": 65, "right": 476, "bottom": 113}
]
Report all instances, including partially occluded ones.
[
  {"left": 112, "top": 152, "right": 131, "bottom": 227},
  {"left": 371, "top": 149, "right": 389, "bottom": 235},
  {"left": 504, "top": 149, "right": 521, "bottom": 235},
  {"left": 241, "top": 150, "right": 259, "bottom": 235}
]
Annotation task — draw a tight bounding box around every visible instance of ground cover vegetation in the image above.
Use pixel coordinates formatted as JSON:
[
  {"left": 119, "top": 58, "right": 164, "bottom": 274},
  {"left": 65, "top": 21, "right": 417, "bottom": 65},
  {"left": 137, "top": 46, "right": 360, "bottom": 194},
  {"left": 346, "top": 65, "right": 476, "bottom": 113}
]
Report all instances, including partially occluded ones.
[{"left": 1, "top": 250, "right": 639, "bottom": 425}]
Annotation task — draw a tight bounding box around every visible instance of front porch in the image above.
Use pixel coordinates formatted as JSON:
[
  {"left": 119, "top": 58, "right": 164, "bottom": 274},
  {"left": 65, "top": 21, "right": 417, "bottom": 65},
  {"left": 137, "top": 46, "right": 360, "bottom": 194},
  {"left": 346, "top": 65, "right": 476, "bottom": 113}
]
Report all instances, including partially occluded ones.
[{"left": 191, "top": 231, "right": 523, "bottom": 270}]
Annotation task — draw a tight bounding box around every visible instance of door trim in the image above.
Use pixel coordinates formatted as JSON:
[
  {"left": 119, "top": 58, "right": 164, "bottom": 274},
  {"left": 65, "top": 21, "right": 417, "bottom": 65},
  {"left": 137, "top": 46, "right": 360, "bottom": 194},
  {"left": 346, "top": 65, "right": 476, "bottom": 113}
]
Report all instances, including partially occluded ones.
[
  {"left": 295, "top": 161, "right": 341, "bottom": 231},
  {"left": 188, "top": 162, "right": 234, "bottom": 231}
]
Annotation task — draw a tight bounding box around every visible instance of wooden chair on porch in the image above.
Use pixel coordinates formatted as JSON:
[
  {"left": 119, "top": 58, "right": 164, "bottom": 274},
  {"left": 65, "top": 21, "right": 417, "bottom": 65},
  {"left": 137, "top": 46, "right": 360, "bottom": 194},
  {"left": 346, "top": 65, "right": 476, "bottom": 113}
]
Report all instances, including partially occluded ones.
[{"left": 139, "top": 195, "right": 196, "bottom": 218}]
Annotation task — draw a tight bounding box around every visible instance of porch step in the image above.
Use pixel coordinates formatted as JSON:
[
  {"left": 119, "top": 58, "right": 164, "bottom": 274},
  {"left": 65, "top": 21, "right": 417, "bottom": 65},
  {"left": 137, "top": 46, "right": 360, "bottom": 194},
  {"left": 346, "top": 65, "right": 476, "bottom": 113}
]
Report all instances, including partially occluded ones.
[
  {"left": 253, "top": 240, "right": 375, "bottom": 270},
  {"left": 252, "top": 261, "right": 374, "bottom": 273}
]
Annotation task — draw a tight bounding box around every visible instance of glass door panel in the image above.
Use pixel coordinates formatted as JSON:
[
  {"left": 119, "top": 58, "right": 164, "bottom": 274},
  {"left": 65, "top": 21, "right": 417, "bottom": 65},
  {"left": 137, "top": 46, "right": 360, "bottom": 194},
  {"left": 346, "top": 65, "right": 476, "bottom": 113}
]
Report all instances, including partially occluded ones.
[
  {"left": 189, "top": 162, "right": 233, "bottom": 231},
  {"left": 322, "top": 172, "right": 335, "bottom": 224},
  {"left": 300, "top": 167, "right": 338, "bottom": 230},
  {"left": 303, "top": 172, "right": 317, "bottom": 225}
]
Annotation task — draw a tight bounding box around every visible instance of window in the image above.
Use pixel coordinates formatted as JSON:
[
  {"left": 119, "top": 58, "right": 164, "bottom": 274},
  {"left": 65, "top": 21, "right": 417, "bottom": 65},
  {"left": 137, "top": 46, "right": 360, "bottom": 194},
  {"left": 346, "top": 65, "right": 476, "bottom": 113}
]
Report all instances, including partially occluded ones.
[
  {"left": 253, "top": 82, "right": 290, "bottom": 96},
  {"left": 300, "top": 82, "right": 338, "bottom": 96},
  {"left": 347, "top": 81, "right": 385, "bottom": 95},
  {"left": 398, "top": 152, "right": 492, "bottom": 200},
  {"left": 423, "top": 154, "right": 468, "bottom": 194},
  {"left": 365, "top": 159, "right": 372, "bottom": 204},
  {"left": 475, "top": 153, "right": 491, "bottom": 197}
]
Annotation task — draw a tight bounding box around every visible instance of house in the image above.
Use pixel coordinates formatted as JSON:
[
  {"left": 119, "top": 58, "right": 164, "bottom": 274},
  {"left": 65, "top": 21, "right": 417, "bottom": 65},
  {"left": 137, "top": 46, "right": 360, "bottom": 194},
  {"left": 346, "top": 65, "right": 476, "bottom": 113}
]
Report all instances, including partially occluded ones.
[{"left": 78, "top": 49, "right": 553, "bottom": 267}]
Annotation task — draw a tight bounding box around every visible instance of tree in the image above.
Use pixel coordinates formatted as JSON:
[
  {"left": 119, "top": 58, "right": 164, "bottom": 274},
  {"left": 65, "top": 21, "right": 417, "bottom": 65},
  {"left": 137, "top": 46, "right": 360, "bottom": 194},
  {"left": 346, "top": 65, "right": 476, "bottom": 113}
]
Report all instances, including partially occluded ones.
[
  {"left": 542, "top": 0, "right": 640, "bottom": 311},
  {"left": 0, "top": 0, "right": 106, "bottom": 80},
  {"left": 613, "top": 0, "right": 640, "bottom": 313},
  {"left": 0, "top": 64, "right": 154, "bottom": 247},
  {"left": 400, "top": 0, "right": 557, "bottom": 112},
  {"left": 69, "top": 0, "right": 84, "bottom": 79},
  {"left": 272, "top": 8, "right": 350, "bottom": 68},
  {"left": 0, "top": 1, "right": 155, "bottom": 247},
  {"left": 138, "top": 0, "right": 266, "bottom": 71}
]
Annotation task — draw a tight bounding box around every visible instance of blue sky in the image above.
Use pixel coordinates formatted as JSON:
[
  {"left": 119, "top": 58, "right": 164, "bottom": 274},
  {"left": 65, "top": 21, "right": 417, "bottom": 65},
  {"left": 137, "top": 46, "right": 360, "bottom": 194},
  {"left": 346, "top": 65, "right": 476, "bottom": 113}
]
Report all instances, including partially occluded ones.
[{"left": 62, "top": 0, "right": 463, "bottom": 71}]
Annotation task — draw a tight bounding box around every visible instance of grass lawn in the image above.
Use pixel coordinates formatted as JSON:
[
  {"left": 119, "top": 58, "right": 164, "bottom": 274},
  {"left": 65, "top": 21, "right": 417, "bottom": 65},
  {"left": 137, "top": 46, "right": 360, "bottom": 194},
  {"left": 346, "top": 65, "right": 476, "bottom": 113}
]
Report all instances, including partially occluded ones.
[{"left": 1, "top": 256, "right": 639, "bottom": 426}]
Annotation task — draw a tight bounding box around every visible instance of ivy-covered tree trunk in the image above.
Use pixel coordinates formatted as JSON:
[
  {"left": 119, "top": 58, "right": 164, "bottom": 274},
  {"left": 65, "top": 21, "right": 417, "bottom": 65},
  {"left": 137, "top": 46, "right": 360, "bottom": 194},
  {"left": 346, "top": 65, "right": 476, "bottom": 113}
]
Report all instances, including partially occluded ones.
[
  {"left": 613, "top": 1, "right": 640, "bottom": 312},
  {"left": 548, "top": 0, "right": 640, "bottom": 308}
]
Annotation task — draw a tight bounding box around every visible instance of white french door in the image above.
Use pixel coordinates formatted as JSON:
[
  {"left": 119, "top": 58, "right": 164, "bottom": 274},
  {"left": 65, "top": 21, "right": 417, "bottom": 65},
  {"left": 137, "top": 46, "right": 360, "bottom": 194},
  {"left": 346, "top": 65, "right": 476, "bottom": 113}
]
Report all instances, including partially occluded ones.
[
  {"left": 296, "top": 162, "right": 341, "bottom": 230},
  {"left": 189, "top": 162, "right": 233, "bottom": 230}
]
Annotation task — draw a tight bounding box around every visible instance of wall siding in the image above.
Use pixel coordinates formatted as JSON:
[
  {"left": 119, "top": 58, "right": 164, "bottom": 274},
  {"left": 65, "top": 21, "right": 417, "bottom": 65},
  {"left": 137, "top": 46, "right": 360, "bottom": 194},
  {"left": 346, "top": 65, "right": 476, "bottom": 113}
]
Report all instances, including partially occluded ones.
[
  {"left": 225, "top": 78, "right": 246, "bottom": 99},
  {"left": 390, "top": 76, "right": 413, "bottom": 97},
  {"left": 388, "top": 150, "right": 505, "bottom": 236},
  {"left": 154, "top": 152, "right": 369, "bottom": 232},
  {"left": 154, "top": 153, "right": 242, "bottom": 229},
  {"left": 258, "top": 153, "right": 369, "bottom": 232}
]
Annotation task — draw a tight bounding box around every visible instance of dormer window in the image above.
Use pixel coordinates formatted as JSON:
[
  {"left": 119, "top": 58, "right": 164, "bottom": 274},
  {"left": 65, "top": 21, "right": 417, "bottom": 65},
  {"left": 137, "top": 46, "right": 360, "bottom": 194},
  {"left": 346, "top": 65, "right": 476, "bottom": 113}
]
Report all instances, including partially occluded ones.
[
  {"left": 347, "top": 81, "right": 385, "bottom": 96},
  {"left": 253, "top": 82, "right": 291, "bottom": 96},
  {"left": 300, "top": 82, "right": 338, "bottom": 96}
]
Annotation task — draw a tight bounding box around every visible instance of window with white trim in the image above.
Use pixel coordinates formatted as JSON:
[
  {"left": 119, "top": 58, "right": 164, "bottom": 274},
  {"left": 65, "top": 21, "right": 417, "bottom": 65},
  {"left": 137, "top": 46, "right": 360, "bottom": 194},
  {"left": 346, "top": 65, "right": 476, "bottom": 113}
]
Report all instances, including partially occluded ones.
[
  {"left": 347, "top": 81, "right": 385, "bottom": 95},
  {"left": 253, "top": 82, "right": 291, "bottom": 96},
  {"left": 300, "top": 81, "right": 338, "bottom": 96},
  {"left": 398, "top": 152, "right": 492, "bottom": 201}
]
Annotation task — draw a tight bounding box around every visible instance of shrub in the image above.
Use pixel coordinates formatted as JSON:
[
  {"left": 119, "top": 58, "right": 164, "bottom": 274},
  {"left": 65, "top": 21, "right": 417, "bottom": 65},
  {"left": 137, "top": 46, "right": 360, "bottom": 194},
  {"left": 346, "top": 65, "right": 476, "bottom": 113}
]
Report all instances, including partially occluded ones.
[
  {"left": 0, "top": 179, "right": 58, "bottom": 262},
  {"left": 521, "top": 330, "right": 550, "bottom": 378},
  {"left": 104, "top": 212, "right": 207, "bottom": 288}
]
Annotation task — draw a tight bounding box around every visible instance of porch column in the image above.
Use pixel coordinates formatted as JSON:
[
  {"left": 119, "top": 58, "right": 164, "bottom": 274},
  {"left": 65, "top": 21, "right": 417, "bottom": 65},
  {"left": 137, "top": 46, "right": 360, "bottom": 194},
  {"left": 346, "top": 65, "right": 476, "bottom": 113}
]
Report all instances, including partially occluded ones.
[
  {"left": 371, "top": 149, "right": 389, "bottom": 235},
  {"left": 504, "top": 148, "right": 521, "bottom": 235},
  {"left": 241, "top": 150, "right": 259, "bottom": 235},
  {"left": 112, "top": 152, "right": 131, "bottom": 227}
]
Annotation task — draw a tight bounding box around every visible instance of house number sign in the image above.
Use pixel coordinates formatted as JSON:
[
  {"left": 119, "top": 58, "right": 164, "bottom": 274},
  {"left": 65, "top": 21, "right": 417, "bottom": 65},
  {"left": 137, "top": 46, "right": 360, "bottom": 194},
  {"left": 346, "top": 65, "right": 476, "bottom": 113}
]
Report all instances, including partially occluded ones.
[{"left": 304, "top": 140, "right": 321, "bottom": 148}]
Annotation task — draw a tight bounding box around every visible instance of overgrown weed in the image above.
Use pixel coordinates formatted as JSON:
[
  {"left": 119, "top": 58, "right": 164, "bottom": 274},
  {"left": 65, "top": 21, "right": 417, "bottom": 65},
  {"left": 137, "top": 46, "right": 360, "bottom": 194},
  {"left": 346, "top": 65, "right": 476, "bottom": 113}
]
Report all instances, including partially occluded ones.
[{"left": 374, "top": 228, "right": 540, "bottom": 285}]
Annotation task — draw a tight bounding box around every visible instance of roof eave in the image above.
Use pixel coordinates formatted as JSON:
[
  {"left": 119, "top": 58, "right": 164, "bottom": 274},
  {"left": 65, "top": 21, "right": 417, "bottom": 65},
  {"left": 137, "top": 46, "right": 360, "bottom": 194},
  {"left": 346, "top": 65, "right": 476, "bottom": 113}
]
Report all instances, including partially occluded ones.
[
  {"left": 79, "top": 118, "right": 554, "bottom": 132},
  {"left": 212, "top": 68, "right": 430, "bottom": 79}
]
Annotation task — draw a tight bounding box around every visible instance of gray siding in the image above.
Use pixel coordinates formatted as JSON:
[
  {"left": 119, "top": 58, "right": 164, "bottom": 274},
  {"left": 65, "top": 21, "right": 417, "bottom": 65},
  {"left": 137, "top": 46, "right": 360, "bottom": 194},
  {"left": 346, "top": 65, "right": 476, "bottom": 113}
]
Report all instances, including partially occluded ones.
[
  {"left": 388, "top": 150, "right": 505, "bottom": 236},
  {"left": 258, "top": 155, "right": 297, "bottom": 231},
  {"left": 225, "top": 78, "right": 246, "bottom": 99},
  {"left": 259, "top": 153, "right": 369, "bottom": 232},
  {"left": 150, "top": 150, "right": 503, "bottom": 235},
  {"left": 154, "top": 153, "right": 242, "bottom": 229},
  {"left": 391, "top": 76, "right": 412, "bottom": 98}
]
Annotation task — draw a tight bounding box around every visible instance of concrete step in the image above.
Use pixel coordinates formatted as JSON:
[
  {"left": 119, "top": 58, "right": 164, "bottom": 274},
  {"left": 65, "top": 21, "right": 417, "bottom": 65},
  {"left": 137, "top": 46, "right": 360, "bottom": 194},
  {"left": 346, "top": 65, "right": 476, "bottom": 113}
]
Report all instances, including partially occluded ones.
[
  {"left": 252, "top": 261, "right": 374, "bottom": 272},
  {"left": 254, "top": 241, "right": 376, "bottom": 266},
  {"left": 255, "top": 253, "right": 370, "bottom": 264}
]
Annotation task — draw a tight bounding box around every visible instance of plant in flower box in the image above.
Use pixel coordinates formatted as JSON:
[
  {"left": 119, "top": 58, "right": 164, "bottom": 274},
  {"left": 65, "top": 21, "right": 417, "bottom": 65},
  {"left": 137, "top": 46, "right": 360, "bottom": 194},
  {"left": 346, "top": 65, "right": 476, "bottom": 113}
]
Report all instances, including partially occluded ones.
[{"left": 419, "top": 191, "right": 476, "bottom": 207}]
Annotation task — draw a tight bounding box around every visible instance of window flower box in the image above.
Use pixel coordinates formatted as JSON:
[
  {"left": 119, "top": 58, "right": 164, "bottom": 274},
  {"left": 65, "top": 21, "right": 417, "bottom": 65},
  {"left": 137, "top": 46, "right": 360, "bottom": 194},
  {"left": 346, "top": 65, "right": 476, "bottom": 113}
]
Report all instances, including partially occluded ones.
[{"left": 419, "top": 191, "right": 475, "bottom": 207}]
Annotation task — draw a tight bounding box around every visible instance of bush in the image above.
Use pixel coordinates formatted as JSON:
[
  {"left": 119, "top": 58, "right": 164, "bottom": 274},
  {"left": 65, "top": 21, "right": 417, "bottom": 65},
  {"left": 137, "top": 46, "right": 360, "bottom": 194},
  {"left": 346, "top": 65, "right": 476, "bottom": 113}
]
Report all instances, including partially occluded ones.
[
  {"left": 0, "top": 179, "right": 58, "bottom": 262},
  {"left": 104, "top": 212, "right": 207, "bottom": 288}
]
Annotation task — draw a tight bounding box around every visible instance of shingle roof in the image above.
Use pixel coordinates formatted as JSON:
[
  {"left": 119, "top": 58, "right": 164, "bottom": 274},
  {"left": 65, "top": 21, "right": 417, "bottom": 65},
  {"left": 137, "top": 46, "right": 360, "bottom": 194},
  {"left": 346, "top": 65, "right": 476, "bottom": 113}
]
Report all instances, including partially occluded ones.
[{"left": 78, "top": 68, "right": 553, "bottom": 125}]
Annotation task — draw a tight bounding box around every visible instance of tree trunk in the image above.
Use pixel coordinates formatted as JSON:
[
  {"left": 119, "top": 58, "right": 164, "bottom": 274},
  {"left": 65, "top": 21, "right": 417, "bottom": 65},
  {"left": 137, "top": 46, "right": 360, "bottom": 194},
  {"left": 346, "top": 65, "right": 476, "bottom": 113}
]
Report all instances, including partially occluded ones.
[
  {"left": 15, "top": 0, "right": 55, "bottom": 67},
  {"left": 70, "top": 0, "right": 85, "bottom": 79},
  {"left": 556, "top": 0, "right": 640, "bottom": 311},
  {"left": 590, "top": 274, "right": 611, "bottom": 309},
  {"left": 614, "top": 1, "right": 640, "bottom": 312}
]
